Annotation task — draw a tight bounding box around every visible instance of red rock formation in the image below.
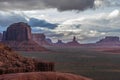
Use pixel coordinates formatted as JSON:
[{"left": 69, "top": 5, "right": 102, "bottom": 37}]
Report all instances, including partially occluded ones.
[
  {"left": 4, "top": 22, "right": 32, "bottom": 41},
  {"left": 0, "top": 43, "right": 54, "bottom": 74},
  {"left": 32, "top": 33, "right": 50, "bottom": 45},
  {"left": 56, "top": 39, "right": 64, "bottom": 45},
  {"left": 0, "top": 33, "right": 2, "bottom": 41},
  {"left": 67, "top": 36, "right": 80, "bottom": 46},
  {"left": 97, "top": 36, "right": 120, "bottom": 44},
  {"left": 0, "top": 72, "right": 92, "bottom": 80},
  {"left": 32, "top": 33, "right": 46, "bottom": 44},
  {"left": 2, "top": 22, "right": 47, "bottom": 51},
  {"left": 3, "top": 41, "right": 47, "bottom": 51},
  {"left": 53, "top": 39, "right": 66, "bottom": 47},
  {"left": 33, "top": 33, "right": 46, "bottom": 42}
]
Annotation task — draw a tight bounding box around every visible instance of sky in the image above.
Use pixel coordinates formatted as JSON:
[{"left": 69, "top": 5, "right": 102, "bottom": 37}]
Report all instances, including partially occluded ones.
[{"left": 0, "top": 0, "right": 120, "bottom": 43}]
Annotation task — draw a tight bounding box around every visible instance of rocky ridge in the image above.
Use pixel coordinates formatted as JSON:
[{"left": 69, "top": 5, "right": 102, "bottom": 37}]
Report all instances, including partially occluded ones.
[{"left": 0, "top": 43, "right": 54, "bottom": 74}]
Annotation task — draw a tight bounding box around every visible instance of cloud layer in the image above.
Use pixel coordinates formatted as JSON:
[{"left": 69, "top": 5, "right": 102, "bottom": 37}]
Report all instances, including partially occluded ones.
[
  {"left": 0, "top": 11, "right": 27, "bottom": 27},
  {"left": 0, "top": 7, "right": 120, "bottom": 43},
  {"left": 41, "top": 0, "right": 95, "bottom": 11},
  {"left": 29, "top": 18, "right": 58, "bottom": 29},
  {"left": 0, "top": 0, "right": 120, "bottom": 43},
  {"left": 0, "top": 0, "right": 95, "bottom": 11},
  {"left": 0, "top": 0, "right": 120, "bottom": 11}
]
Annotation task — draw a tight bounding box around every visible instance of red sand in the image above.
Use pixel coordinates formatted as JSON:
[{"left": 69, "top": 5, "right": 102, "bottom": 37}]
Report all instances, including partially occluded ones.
[{"left": 0, "top": 72, "right": 92, "bottom": 80}]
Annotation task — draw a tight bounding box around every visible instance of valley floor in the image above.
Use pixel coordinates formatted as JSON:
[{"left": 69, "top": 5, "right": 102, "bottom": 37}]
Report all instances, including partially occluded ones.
[{"left": 18, "top": 48, "right": 120, "bottom": 80}]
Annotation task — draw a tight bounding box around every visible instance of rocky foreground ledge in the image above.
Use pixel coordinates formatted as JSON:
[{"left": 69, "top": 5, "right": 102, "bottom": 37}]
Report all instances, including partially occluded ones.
[
  {"left": 0, "top": 72, "right": 92, "bottom": 80},
  {"left": 0, "top": 43, "right": 54, "bottom": 74},
  {"left": 0, "top": 43, "right": 92, "bottom": 80}
]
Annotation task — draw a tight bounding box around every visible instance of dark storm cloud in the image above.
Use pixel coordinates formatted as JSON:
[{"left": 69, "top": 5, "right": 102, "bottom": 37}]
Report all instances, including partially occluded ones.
[
  {"left": 0, "top": 0, "right": 46, "bottom": 10},
  {"left": 29, "top": 18, "right": 58, "bottom": 29},
  {"left": 0, "top": 0, "right": 95, "bottom": 11},
  {"left": 41, "top": 0, "right": 95, "bottom": 11}
]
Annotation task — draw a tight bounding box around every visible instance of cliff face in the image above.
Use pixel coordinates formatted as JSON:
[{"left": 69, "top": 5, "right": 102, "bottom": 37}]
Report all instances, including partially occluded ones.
[
  {"left": 0, "top": 43, "right": 54, "bottom": 74},
  {"left": 2, "top": 22, "right": 47, "bottom": 51},
  {"left": 32, "top": 33, "right": 50, "bottom": 45},
  {"left": 3, "top": 22, "right": 32, "bottom": 41},
  {"left": 32, "top": 33, "right": 46, "bottom": 45},
  {"left": 0, "top": 33, "right": 2, "bottom": 41},
  {"left": 32, "top": 33, "right": 46, "bottom": 42},
  {"left": 97, "top": 36, "right": 120, "bottom": 44}
]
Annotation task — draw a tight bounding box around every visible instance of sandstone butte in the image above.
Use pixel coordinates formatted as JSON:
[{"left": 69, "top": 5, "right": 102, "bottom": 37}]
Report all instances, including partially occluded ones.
[{"left": 2, "top": 22, "right": 47, "bottom": 51}]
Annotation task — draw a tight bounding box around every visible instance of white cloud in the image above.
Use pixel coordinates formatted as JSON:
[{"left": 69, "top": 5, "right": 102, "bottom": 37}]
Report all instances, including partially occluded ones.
[
  {"left": 108, "top": 9, "right": 120, "bottom": 19},
  {"left": 46, "top": 8, "right": 120, "bottom": 43},
  {"left": 95, "top": 0, "right": 120, "bottom": 7}
]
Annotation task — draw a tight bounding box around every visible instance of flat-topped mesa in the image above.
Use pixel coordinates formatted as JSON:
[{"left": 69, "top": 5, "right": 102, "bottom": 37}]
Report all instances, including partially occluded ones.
[
  {"left": 32, "top": 33, "right": 50, "bottom": 45},
  {"left": 56, "top": 40, "right": 64, "bottom": 45},
  {"left": 1, "top": 22, "right": 47, "bottom": 51},
  {"left": 3, "top": 22, "right": 32, "bottom": 41},
  {"left": 32, "top": 33, "right": 46, "bottom": 44},
  {"left": 97, "top": 36, "right": 120, "bottom": 44}
]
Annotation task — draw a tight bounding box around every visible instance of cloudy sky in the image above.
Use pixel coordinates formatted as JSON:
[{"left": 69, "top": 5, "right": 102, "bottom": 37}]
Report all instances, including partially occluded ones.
[{"left": 0, "top": 0, "right": 120, "bottom": 43}]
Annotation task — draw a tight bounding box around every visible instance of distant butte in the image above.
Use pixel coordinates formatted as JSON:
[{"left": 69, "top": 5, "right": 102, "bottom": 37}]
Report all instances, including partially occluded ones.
[
  {"left": 96, "top": 36, "right": 120, "bottom": 44},
  {"left": 67, "top": 36, "right": 80, "bottom": 46},
  {"left": 3, "top": 22, "right": 32, "bottom": 41},
  {"left": 56, "top": 39, "right": 65, "bottom": 45},
  {"left": 32, "top": 33, "right": 50, "bottom": 45}
]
